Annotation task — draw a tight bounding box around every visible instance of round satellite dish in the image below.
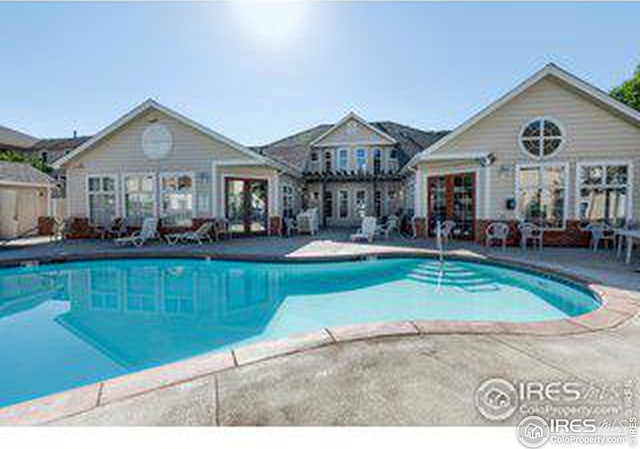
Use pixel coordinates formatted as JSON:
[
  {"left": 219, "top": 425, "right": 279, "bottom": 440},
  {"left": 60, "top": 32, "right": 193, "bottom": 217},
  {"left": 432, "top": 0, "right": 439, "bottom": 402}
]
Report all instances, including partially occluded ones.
[{"left": 142, "top": 123, "right": 173, "bottom": 160}]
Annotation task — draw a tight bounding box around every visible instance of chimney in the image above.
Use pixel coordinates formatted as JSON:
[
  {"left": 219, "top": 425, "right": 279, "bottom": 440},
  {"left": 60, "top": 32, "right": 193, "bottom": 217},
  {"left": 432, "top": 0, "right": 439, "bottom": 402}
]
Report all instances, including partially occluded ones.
[{"left": 73, "top": 130, "right": 77, "bottom": 139}]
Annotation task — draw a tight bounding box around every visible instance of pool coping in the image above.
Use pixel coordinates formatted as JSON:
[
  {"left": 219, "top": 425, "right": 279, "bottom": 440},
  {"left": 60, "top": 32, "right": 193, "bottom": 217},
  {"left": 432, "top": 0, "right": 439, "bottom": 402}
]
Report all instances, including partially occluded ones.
[{"left": 0, "top": 249, "right": 638, "bottom": 425}]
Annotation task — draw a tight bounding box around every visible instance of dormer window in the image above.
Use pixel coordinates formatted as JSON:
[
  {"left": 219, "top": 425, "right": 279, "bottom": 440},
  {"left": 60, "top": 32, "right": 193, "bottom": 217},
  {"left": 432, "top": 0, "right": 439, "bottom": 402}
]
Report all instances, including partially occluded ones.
[{"left": 520, "top": 118, "right": 564, "bottom": 159}]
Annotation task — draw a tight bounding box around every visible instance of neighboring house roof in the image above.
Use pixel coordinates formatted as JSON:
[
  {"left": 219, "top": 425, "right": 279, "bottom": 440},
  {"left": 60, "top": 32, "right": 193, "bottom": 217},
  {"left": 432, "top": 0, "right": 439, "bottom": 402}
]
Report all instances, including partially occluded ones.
[
  {"left": 254, "top": 120, "right": 448, "bottom": 172},
  {"left": 0, "top": 161, "right": 53, "bottom": 187},
  {"left": 0, "top": 125, "right": 38, "bottom": 149},
  {"left": 52, "top": 99, "right": 300, "bottom": 176},
  {"left": 407, "top": 62, "right": 640, "bottom": 168}
]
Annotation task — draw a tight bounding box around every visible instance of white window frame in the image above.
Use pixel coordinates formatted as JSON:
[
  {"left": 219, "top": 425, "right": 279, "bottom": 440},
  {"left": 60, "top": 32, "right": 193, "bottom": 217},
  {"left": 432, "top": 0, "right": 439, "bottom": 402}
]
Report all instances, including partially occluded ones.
[
  {"left": 373, "top": 148, "right": 382, "bottom": 174},
  {"left": 282, "top": 183, "right": 295, "bottom": 218},
  {"left": 518, "top": 117, "right": 566, "bottom": 160},
  {"left": 388, "top": 148, "right": 399, "bottom": 172},
  {"left": 355, "top": 148, "right": 367, "bottom": 173},
  {"left": 575, "top": 160, "right": 633, "bottom": 223},
  {"left": 337, "top": 148, "right": 349, "bottom": 171},
  {"left": 86, "top": 173, "right": 119, "bottom": 225},
  {"left": 122, "top": 172, "right": 157, "bottom": 222},
  {"left": 160, "top": 171, "right": 196, "bottom": 227},
  {"left": 338, "top": 189, "right": 350, "bottom": 219},
  {"left": 515, "top": 162, "right": 569, "bottom": 230},
  {"left": 354, "top": 188, "right": 367, "bottom": 218},
  {"left": 309, "top": 151, "right": 320, "bottom": 172}
]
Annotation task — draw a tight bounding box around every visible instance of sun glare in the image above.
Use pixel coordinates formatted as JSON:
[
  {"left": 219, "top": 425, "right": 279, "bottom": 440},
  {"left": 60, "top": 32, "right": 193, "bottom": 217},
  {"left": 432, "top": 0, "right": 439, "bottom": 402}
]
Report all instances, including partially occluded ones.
[{"left": 232, "top": 0, "right": 309, "bottom": 44}]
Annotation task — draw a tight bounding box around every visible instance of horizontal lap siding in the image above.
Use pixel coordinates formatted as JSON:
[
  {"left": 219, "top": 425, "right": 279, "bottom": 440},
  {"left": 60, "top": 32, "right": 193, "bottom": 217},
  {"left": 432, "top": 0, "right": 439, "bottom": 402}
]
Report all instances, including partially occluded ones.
[
  {"left": 419, "top": 78, "right": 640, "bottom": 221},
  {"left": 66, "top": 109, "right": 256, "bottom": 218}
]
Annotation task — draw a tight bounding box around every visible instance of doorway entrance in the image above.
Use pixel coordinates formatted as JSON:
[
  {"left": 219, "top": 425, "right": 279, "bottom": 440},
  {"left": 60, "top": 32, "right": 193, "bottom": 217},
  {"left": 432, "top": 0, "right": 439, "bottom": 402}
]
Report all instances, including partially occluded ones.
[
  {"left": 427, "top": 172, "right": 476, "bottom": 239},
  {"left": 225, "top": 178, "right": 269, "bottom": 234}
]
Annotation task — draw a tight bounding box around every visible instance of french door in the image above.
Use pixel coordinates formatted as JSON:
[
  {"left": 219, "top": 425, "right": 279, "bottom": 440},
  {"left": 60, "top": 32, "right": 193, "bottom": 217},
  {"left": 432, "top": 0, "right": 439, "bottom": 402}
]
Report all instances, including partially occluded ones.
[
  {"left": 225, "top": 178, "right": 269, "bottom": 234},
  {"left": 428, "top": 172, "right": 476, "bottom": 239}
]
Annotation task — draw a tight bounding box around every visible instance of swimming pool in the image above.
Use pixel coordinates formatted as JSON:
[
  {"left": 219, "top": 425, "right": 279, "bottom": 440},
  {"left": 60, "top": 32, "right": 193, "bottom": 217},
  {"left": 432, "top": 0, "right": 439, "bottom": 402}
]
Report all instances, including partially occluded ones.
[{"left": 0, "top": 257, "right": 599, "bottom": 407}]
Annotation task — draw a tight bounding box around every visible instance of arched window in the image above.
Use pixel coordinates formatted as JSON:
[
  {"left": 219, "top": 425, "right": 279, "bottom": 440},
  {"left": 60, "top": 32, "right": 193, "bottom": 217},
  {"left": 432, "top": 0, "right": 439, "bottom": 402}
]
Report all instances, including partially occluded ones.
[{"left": 519, "top": 118, "right": 564, "bottom": 158}]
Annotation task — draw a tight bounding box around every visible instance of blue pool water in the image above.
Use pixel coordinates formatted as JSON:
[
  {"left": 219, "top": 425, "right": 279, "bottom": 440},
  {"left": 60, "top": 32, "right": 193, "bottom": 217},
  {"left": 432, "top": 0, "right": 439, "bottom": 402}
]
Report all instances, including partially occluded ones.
[{"left": 0, "top": 257, "right": 599, "bottom": 407}]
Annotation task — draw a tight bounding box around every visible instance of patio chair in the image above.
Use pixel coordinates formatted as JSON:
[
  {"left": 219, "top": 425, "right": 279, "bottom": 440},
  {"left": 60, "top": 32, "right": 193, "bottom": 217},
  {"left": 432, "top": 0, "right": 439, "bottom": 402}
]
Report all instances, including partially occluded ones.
[
  {"left": 583, "top": 222, "right": 616, "bottom": 251},
  {"left": 351, "top": 216, "right": 377, "bottom": 243},
  {"left": 283, "top": 217, "right": 298, "bottom": 237},
  {"left": 615, "top": 219, "right": 640, "bottom": 256},
  {"left": 165, "top": 221, "right": 215, "bottom": 245},
  {"left": 485, "top": 222, "right": 510, "bottom": 250},
  {"left": 518, "top": 221, "right": 543, "bottom": 250},
  {"left": 100, "top": 217, "right": 128, "bottom": 240},
  {"left": 438, "top": 220, "right": 456, "bottom": 243},
  {"left": 377, "top": 215, "right": 399, "bottom": 240},
  {"left": 215, "top": 218, "right": 232, "bottom": 240},
  {"left": 115, "top": 217, "right": 158, "bottom": 247},
  {"left": 53, "top": 218, "right": 73, "bottom": 241},
  {"left": 297, "top": 209, "right": 318, "bottom": 235}
]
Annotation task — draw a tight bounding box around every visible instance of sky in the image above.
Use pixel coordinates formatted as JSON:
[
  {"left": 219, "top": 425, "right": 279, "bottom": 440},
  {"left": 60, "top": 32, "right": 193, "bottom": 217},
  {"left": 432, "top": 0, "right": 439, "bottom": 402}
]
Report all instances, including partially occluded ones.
[{"left": 0, "top": 1, "right": 639, "bottom": 145}]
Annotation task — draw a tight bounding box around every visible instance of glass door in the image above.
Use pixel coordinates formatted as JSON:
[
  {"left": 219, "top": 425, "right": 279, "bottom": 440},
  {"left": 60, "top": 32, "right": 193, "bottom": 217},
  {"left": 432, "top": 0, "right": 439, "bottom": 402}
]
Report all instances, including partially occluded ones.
[
  {"left": 427, "top": 172, "right": 475, "bottom": 239},
  {"left": 225, "top": 178, "right": 269, "bottom": 234}
]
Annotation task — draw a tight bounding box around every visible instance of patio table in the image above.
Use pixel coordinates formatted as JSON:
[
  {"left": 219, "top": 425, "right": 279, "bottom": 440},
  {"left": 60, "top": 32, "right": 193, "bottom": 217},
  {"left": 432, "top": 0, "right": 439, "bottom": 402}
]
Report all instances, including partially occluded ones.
[{"left": 616, "top": 229, "right": 640, "bottom": 264}]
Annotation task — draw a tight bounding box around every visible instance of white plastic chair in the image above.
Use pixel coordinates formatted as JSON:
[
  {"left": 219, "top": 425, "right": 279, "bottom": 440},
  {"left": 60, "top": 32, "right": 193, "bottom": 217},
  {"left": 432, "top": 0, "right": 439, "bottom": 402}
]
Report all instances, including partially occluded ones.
[
  {"left": 351, "top": 217, "right": 377, "bottom": 243},
  {"left": 438, "top": 220, "right": 456, "bottom": 243},
  {"left": 283, "top": 217, "right": 298, "bottom": 236},
  {"left": 485, "top": 222, "right": 510, "bottom": 250},
  {"left": 518, "top": 221, "right": 543, "bottom": 250},
  {"left": 115, "top": 217, "right": 158, "bottom": 247},
  {"left": 377, "top": 215, "right": 399, "bottom": 240},
  {"left": 165, "top": 221, "right": 214, "bottom": 245},
  {"left": 583, "top": 223, "right": 615, "bottom": 251}
]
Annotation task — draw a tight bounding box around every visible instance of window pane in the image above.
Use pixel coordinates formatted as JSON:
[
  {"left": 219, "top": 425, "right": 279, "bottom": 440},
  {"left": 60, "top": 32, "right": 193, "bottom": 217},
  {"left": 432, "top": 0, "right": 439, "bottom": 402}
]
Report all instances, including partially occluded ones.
[
  {"left": 89, "top": 194, "right": 116, "bottom": 225},
  {"left": 162, "top": 174, "right": 194, "bottom": 227},
  {"left": 606, "top": 166, "right": 628, "bottom": 185},
  {"left": 542, "top": 165, "right": 565, "bottom": 188},
  {"left": 542, "top": 138, "right": 561, "bottom": 156},
  {"left": 88, "top": 177, "right": 100, "bottom": 192},
  {"left": 543, "top": 120, "right": 562, "bottom": 137},
  {"left": 124, "top": 175, "right": 155, "bottom": 224},
  {"left": 522, "top": 120, "right": 541, "bottom": 138},
  {"left": 540, "top": 188, "right": 565, "bottom": 228},
  {"left": 518, "top": 167, "right": 540, "bottom": 188},
  {"left": 522, "top": 139, "right": 540, "bottom": 157},
  {"left": 518, "top": 190, "right": 541, "bottom": 221},
  {"left": 580, "top": 166, "right": 603, "bottom": 185},
  {"left": 102, "top": 177, "right": 115, "bottom": 192}
]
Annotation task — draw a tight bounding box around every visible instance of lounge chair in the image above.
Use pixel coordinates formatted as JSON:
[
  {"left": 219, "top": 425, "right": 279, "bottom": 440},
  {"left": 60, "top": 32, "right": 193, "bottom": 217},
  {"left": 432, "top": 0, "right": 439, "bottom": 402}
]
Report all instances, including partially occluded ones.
[
  {"left": 100, "top": 217, "right": 128, "bottom": 240},
  {"left": 115, "top": 217, "right": 158, "bottom": 247},
  {"left": 518, "top": 221, "right": 543, "bottom": 250},
  {"left": 215, "top": 218, "right": 232, "bottom": 240},
  {"left": 485, "top": 222, "right": 510, "bottom": 250},
  {"left": 351, "top": 216, "right": 377, "bottom": 243},
  {"left": 165, "top": 221, "right": 214, "bottom": 245}
]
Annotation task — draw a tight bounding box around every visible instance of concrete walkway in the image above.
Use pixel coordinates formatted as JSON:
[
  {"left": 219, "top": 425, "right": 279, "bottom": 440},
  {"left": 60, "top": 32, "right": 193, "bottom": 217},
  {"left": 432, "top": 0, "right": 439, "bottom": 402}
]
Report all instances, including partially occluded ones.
[{"left": 1, "top": 231, "right": 638, "bottom": 426}]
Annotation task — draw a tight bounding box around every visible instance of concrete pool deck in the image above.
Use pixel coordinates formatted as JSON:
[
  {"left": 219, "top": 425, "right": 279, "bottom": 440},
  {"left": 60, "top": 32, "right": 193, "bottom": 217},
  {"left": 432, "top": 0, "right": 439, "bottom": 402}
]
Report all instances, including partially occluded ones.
[{"left": 0, "top": 231, "right": 638, "bottom": 426}]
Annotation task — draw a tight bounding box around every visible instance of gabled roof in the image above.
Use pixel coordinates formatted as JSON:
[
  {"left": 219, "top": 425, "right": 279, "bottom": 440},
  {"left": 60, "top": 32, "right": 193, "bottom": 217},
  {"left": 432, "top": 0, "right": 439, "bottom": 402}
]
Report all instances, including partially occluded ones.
[
  {"left": 255, "top": 120, "right": 448, "bottom": 172},
  {"left": 0, "top": 161, "right": 53, "bottom": 187},
  {"left": 52, "top": 99, "right": 298, "bottom": 175},
  {"left": 408, "top": 63, "right": 640, "bottom": 169},
  {"left": 309, "top": 112, "right": 398, "bottom": 147},
  {"left": 0, "top": 125, "right": 38, "bottom": 149}
]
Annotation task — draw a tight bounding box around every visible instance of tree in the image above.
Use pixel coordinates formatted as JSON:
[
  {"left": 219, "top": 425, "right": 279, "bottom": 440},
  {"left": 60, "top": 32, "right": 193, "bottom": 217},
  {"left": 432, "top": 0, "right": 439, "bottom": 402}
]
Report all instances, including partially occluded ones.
[
  {"left": 0, "top": 150, "right": 51, "bottom": 173},
  {"left": 611, "top": 65, "right": 640, "bottom": 112}
]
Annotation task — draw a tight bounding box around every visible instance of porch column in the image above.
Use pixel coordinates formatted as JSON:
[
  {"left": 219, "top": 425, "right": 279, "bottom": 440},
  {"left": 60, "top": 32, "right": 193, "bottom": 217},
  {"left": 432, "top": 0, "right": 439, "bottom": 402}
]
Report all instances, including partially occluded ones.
[{"left": 211, "top": 162, "right": 219, "bottom": 217}]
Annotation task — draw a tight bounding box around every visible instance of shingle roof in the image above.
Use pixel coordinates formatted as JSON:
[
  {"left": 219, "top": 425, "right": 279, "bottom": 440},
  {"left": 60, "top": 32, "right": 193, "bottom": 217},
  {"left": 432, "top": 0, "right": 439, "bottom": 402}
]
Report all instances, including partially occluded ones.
[
  {"left": 32, "top": 136, "right": 92, "bottom": 152},
  {"left": 253, "top": 121, "right": 449, "bottom": 172},
  {"left": 0, "top": 161, "right": 53, "bottom": 186}
]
